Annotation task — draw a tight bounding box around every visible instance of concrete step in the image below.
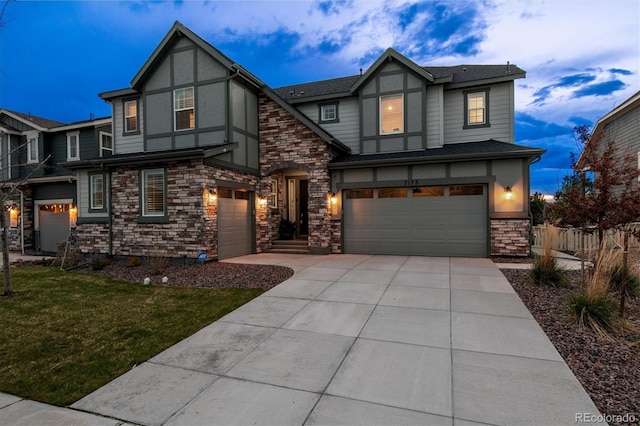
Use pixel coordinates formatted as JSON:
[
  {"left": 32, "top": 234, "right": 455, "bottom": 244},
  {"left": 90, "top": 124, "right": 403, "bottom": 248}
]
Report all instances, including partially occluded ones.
[
  {"left": 269, "top": 248, "right": 311, "bottom": 255},
  {"left": 272, "top": 239, "right": 308, "bottom": 247},
  {"left": 270, "top": 239, "right": 310, "bottom": 254}
]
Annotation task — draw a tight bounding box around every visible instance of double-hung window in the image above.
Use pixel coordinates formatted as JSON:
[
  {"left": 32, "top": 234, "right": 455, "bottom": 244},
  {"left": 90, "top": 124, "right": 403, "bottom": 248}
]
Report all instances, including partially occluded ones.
[
  {"left": 124, "top": 99, "right": 138, "bottom": 133},
  {"left": 464, "top": 89, "right": 490, "bottom": 128},
  {"left": 67, "top": 131, "right": 80, "bottom": 161},
  {"left": 174, "top": 87, "right": 195, "bottom": 131},
  {"left": 141, "top": 169, "right": 166, "bottom": 217},
  {"left": 380, "top": 94, "right": 404, "bottom": 134},
  {"left": 27, "top": 136, "right": 38, "bottom": 163},
  {"left": 90, "top": 174, "right": 105, "bottom": 211},
  {"left": 100, "top": 132, "right": 113, "bottom": 157}
]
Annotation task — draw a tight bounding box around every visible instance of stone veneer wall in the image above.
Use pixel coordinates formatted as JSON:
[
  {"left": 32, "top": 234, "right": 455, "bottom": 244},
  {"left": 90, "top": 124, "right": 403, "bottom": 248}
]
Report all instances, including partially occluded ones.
[
  {"left": 76, "top": 159, "right": 258, "bottom": 259},
  {"left": 490, "top": 218, "right": 530, "bottom": 256},
  {"left": 2, "top": 188, "right": 33, "bottom": 253},
  {"left": 258, "top": 94, "right": 341, "bottom": 254}
]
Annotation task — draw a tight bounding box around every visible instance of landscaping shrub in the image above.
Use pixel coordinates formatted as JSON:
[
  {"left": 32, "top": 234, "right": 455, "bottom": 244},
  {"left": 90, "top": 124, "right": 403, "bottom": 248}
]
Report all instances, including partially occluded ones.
[
  {"left": 529, "top": 227, "right": 569, "bottom": 287},
  {"left": 91, "top": 257, "right": 111, "bottom": 271},
  {"left": 126, "top": 256, "right": 142, "bottom": 267},
  {"left": 568, "top": 247, "right": 620, "bottom": 334},
  {"left": 149, "top": 256, "right": 170, "bottom": 275},
  {"left": 608, "top": 265, "right": 640, "bottom": 297}
]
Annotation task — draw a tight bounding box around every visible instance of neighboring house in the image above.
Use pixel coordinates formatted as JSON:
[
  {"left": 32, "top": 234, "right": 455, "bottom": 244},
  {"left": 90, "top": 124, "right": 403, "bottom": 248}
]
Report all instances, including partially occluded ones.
[
  {"left": 0, "top": 109, "right": 111, "bottom": 253},
  {"left": 65, "top": 21, "right": 543, "bottom": 260},
  {"left": 578, "top": 90, "right": 640, "bottom": 196}
]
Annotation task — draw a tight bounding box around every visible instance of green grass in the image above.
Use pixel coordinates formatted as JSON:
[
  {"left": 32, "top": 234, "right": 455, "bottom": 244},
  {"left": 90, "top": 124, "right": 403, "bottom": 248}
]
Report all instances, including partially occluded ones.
[{"left": 0, "top": 267, "right": 264, "bottom": 406}]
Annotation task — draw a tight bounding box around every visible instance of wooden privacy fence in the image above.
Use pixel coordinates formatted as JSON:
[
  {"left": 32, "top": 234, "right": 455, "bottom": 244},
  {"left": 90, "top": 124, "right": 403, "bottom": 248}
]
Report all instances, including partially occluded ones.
[{"left": 532, "top": 224, "right": 640, "bottom": 252}]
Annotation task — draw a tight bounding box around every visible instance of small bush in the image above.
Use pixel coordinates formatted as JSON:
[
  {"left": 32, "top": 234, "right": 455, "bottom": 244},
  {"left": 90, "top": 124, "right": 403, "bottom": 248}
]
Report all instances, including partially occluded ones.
[
  {"left": 91, "top": 257, "right": 111, "bottom": 271},
  {"left": 568, "top": 291, "right": 618, "bottom": 334},
  {"left": 530, "top": 256, "right": 570, "bottom": 287},
  {"left": 126, "top": 256, "right": 142, "bottom": 267},
  {"left": 149, "top": 256, "right": 170, "bottom": 275},
  {"left": 608, "top": 266, "right": 640, "bottom": 297}
]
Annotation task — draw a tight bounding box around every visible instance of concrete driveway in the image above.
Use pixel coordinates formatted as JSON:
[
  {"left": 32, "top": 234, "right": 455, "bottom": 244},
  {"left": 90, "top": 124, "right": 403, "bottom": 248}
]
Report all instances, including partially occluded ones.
[{"left": 3, "top": 254, "right": 603, "bottom": 425}]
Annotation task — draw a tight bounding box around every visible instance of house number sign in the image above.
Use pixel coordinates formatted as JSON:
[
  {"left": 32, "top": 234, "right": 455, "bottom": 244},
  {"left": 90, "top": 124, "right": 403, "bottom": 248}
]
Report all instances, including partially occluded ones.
[{"left": 403, "top": 180, "right": 420, "bottom": 186}]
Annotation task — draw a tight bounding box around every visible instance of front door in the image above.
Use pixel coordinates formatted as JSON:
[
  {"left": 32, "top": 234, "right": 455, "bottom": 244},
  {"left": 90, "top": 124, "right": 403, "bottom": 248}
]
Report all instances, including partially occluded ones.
[{"left": 286, "top": 178, "right": 309, "bottom": 238}]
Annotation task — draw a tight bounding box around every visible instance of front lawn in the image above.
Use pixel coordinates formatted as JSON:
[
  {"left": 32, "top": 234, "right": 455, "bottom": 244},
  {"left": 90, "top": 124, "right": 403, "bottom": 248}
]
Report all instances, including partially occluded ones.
[{"left": 0, "top": 267, "right": 264, "bottom": 406}]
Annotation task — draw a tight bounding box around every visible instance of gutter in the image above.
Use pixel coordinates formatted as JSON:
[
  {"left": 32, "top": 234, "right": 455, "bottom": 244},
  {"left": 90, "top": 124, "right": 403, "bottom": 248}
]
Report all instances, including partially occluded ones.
[{"left": 329, "top": 149, "right": 545, "bottom": 170}]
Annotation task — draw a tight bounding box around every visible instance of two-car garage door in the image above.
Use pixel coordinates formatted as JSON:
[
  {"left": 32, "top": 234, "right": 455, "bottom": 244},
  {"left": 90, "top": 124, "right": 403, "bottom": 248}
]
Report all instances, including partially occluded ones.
[{"left": 343, "top": 184, "right": 487, "bottom": 257}]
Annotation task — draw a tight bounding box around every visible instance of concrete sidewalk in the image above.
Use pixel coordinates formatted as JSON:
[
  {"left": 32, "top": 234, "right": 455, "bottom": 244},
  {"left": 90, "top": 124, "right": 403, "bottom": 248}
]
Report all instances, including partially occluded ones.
[{"left": 2, "top": 254, "right": 603, "bottom": 425}]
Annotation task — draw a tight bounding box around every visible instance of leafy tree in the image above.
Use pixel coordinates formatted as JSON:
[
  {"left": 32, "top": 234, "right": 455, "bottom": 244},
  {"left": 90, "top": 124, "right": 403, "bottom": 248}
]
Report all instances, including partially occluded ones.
[{"left": 551, "top": 126, "right": 640, "bottom": 316}]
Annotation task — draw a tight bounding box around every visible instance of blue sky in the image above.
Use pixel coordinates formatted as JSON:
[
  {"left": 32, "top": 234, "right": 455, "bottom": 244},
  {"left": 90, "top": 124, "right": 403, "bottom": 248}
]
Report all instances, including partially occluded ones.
[{"left": 0, "top": 0, "right": 638, "bottom": 196}]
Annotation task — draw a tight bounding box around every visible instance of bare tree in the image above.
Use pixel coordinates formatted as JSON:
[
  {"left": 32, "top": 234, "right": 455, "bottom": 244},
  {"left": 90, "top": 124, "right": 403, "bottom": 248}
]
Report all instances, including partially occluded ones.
[
  {"left": 0, "top": 142, "right": 51, "bottom": 296},
  {"left": 0, "top": 0, "right": 16, "bottom": 28}
]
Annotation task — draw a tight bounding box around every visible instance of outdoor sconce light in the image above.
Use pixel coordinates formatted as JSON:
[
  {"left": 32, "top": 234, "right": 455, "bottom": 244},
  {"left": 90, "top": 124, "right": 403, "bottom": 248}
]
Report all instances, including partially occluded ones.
[
  {"left": 504, "top": 186, "right": 513, "bottom": 200},
  {"left": 330, "top": 192, "right": 337, "bottom": 204},
  {"left": 258, "top": 196, "right": 268, "bottom": 207},
  {"left": 208, "top": 188, "right": 217, "bottom": 203},
  {"left": 69, "top": 205, "right": 78, "bottom": 228},
  {"left": 9, "top": 206, "right": 19, "bottom": 228}
]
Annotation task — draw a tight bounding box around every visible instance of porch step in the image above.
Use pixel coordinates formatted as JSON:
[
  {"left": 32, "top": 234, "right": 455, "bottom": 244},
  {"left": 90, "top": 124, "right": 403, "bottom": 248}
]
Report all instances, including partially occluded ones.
[{"left": 270, "top": 239, "right": 310, "bottom": 254}]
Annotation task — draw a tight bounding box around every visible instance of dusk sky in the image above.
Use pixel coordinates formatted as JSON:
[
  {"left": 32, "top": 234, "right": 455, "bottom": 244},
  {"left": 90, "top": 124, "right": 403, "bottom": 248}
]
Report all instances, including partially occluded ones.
[{"left": 0, "top": 0, "right": 638, "bottom": 197}]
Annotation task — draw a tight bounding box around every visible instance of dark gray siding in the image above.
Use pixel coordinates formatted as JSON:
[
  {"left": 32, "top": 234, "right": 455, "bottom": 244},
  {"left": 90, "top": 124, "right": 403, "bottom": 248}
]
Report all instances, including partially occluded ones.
[{"left": 359, "top": 62, "right": 426, "bottom": 154}]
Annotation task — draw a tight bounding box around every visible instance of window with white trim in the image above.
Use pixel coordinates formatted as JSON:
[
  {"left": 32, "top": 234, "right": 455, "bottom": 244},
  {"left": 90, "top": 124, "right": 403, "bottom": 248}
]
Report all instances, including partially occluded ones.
[
  {"left": 67, "top": 131, "right": 80, "bottom": 161},
  {"left": 319, "top": 103, "right": 338, "bottom": 123},
  {"left": 270, "top": 178, "right": 278, "bottom": 208},
  {"left": 174, "top": 87, "right": 195, "bottom": 131},
  {"left": 380, "top": 94, "right": 404, "bottom": 134},
  {"left": 464, "top": 89, "right": 490, "bottom": 128},
  {"left": 90, "top": 174, "right": 105, "bottom": 210},
  {"left": 141, "top": 169, "right": 165, "bottom": 217},
  {"left": 27, "top": 136, "right": 38, "bottom": 163},
  {"left": 124, "top": 100, "right": 138, "bottom": 133},
  {"left": 100, "top": 132, "right": 113, "bottom": 157}
]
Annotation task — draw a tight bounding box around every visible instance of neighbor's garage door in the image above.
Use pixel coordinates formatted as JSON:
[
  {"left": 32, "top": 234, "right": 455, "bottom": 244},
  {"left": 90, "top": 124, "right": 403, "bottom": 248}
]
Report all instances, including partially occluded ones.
[
  {"left": 40, "top": 209, "right": 70, "bottom": 253},
  {"left": 343, "top": 185, "right": 487, "bottom": 257},
  {"left": 217, "top": 188, "right": 252, "bottom": 260}
]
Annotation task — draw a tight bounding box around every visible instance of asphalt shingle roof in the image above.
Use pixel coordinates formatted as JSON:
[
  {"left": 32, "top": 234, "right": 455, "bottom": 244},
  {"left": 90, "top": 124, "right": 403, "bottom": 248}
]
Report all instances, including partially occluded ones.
[
  {"left": 2, "top": 109, "right": 65, "bottom": 129},
  {"left": 273, "top": 64, "right": 525, "bottom": 102},
  {"left": 330, "top": 139, "right": 544, "bottom": 166}
]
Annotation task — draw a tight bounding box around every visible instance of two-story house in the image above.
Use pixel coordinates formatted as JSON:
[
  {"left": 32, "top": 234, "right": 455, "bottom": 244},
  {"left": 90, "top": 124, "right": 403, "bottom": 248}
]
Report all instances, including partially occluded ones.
[
  {"left": 66, "top": 21, "right": 543, "bottom": 260},
  {"left": 0, "top": 109, "right": 111, "bottom": 253}
]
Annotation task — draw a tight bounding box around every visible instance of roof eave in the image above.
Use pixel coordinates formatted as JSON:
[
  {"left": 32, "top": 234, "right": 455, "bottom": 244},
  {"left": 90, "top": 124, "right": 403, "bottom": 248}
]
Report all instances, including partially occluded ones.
[
  {"left": 445, "top": 72, "right": 526, "bottom": 90},
  {"left": 0, "top": 109, "right": 49, "bottom": 131},
  {"left": 329, "top": 148, "right": 545, "bottom": 170},
  {"left": 282, "top": 92, "right": 354, "bottom": 105},
  {"left": 99, "top": 88, "right": 139, "bottom": 101}
]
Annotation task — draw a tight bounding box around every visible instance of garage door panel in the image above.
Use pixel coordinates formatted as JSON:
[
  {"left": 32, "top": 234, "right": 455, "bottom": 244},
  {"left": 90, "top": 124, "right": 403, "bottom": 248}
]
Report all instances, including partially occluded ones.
[
  {"left": 344, "top": 185, "right": 487, "bottom": 257},
  {"left": 218, "top": 192, "right": 252, "bottom": 260}
]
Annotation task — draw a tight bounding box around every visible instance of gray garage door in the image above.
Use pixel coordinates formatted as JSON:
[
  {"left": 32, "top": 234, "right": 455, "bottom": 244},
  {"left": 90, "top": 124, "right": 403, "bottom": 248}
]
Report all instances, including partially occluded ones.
[
  {"left": 343, "top": 184, "right": 487, "bottom": 257},
  {"left": 40, "top": 210, "right": 70, "bottom": 253},
  {"left": 217, "top": 188, "right": 252, "bottom": 260}
]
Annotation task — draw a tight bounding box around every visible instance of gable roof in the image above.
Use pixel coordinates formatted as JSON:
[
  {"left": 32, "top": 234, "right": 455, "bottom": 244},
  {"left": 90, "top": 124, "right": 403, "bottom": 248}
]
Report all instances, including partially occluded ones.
[
  {"left": 0, "top": 109, "right": 65, "bottom": 131},
  {"left": 350, "top": 48, "right": 435, "bottom": 92},
  {"left": 273, "top": 64, "right": 525, "bottom": 104}
]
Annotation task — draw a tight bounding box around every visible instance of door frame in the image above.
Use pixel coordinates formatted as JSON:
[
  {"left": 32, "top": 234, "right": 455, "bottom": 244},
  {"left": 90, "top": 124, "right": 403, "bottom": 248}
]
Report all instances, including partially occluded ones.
[{"left": 285, "top": 177, "right": 309, "bottom": 238}]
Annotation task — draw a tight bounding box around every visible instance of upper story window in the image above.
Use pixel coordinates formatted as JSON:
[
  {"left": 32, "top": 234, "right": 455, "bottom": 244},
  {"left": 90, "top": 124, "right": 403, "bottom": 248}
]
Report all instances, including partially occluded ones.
[
  {"left": 174, "top": 87, "right": 195, "bottom": 131},
  {"left": 380, "top": 94, "right": 404, "bottom": 135},
  {"left": 141, "top": 168, "right": 166, "bottom": 217},
  {"left": 100, "top": 132, "right": 113, "bottom": 157},
  {"left": 67, "top": 131, "right": 80, "bottom": 161},
  {"left": 319, "top": 103, "right": 338, "bottom": 123},
  {"left": 464, "top": 89, "right": 490, "bottom": 128},
  {"left": 124, "top": 99, "right": 138, "bottom": 133},
  {"left": 27, "top": 136, "right": 38, "bottom": 163}
]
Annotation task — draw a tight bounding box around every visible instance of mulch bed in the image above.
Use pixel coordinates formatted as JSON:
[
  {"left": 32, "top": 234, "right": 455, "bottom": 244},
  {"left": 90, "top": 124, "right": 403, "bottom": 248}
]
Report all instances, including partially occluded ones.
[
  {"left": 77, "top": 260, "right": 294, "bottom": 289},
  {"left": 502, "top": 268, "right": 640, "bottom": 425}
]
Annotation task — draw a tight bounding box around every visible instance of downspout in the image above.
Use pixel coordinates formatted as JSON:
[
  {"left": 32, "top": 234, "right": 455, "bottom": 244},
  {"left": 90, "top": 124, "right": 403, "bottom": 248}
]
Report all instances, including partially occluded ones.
[
  {"left": 16, "top": 188, "right": 24, "bottom": 255},
  {"left": 107, "top": 167, "right": 113, "bottom": 256}
]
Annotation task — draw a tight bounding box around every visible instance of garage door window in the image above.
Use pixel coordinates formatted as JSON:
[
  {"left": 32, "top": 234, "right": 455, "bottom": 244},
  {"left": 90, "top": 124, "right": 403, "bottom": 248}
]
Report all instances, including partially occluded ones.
[
  {"left": 378, "top": 188, "right": 407, "bottom": 198},
  {"left": 412, "top": 186, "right": 445, "bottom": 197},
  {"left": 345, "top": 189, "right": 373, "bottom": 199},
  {"left": 235, "top": 191, "right": 250, "bottom": 200},
  {"left": 450, "top": 185, "right": 484, "bottom": 196}
]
